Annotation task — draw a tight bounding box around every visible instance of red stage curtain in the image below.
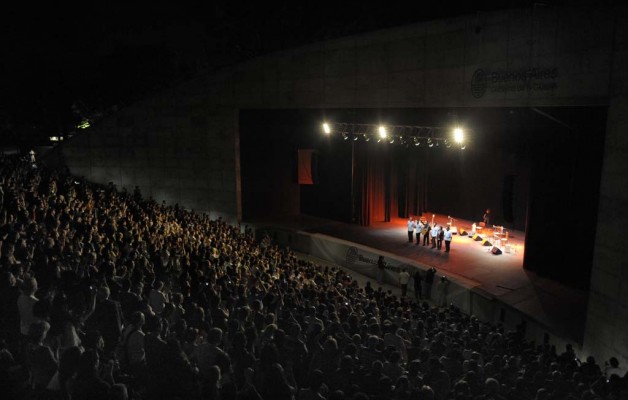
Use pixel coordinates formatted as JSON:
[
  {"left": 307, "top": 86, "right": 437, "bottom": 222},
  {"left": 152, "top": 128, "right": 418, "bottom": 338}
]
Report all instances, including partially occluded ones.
[
  {"left": 297, "top": 149, "right": 314, "bottom": 184},
  {"left": 400, "top": 151, "right": 429, "bottom": 218},
  {"left": 354, "top": 143, "right": 393, "bottom": 226}
]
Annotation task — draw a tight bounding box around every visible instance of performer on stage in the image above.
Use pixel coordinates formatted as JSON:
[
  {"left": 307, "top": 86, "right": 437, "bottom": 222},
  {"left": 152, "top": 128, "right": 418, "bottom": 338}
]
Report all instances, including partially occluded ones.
[
  {"left": 437, "top": 226, "right": 444, "bottom": 250},
  {"left": 422, "top": 221, "right": 430, "bottom": 246},
  {"left": 407, "top": 217, "right": 415, "bottom": 242},
  {"left": 414, "top": 219, "right": 421, "bottom": 244},
  {"left": 430, "top": 224, "right": 438, "bottom": 248},
  {"left": 483, "top": 209, "right": 491, "bottom": 226},
  {"left": 444, "top": 226, "right": 453, "bottom": 252}
]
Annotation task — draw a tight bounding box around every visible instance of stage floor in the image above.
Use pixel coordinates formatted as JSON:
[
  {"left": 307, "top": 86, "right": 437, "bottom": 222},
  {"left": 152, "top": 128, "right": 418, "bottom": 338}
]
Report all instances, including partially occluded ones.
[{"left": 245, "top": 213, "right": 589, "bottom": 344}]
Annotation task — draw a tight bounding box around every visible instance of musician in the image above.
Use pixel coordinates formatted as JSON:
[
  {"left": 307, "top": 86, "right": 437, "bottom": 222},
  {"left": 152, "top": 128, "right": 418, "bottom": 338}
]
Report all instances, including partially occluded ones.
[
  {"left": 430, "top": 224, "right": 438, "bottom": 248},
  {"left": 422, "top": 221, "right": 430, "bottom": 246},
  {"left": 407, "top": 217, "right": 415, "bottom": 242},
  {"left": 444, "top": 226, "right": 453, "bottom": 252},
  {"left": 483, "top": 209, "right": 491, "bottom": 226},
  {"left": 414, "top": 219, "right": 421, "bottom": 244}
]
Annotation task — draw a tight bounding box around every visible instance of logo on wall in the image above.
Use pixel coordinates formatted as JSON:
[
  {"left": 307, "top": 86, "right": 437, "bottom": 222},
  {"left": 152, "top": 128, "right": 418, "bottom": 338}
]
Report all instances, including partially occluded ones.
[
  {"left": 471, "top": 67, "right": 558, "bottom": 98},
  {"left": 471, "top": 69, "right": 488, "bottom": 98}
]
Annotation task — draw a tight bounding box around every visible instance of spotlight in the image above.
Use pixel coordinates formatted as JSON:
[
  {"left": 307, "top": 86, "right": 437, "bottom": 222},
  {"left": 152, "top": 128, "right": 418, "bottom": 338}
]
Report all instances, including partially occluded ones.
[
  {"left": 454, "top": 128, "right": 464, "bottom": 144},
  {"left": 364, "top": 134, "right": 370, "bottom": 142},
  {"left": 342, "top": 133, "right": 349, "bottom": 140},
  {"left": 414, "top": 137, "right": 419, "bottom": 146},
  {"left": 353, "top": 135, "right": 359, "bottom": 141},
  {"left": 435, "top": 141, "right": 440, "bottom": 147},
  {"left": 445, "top": 140, "right": 451, "bottom": 148},
  {"left": 427, "top": 138, "right": 433, "bottom": 148},
  {"left": 322, "top": 123, "right": 331, "bottom": 134},
  {"left": 389, "top": 137, "right": 395, "bottom": 144},
  {"left": 460, "top": 144, "right": 466, "bottom": 150},
  {"left": 378, "top": 126, "right": 387, "bottom": 139}
]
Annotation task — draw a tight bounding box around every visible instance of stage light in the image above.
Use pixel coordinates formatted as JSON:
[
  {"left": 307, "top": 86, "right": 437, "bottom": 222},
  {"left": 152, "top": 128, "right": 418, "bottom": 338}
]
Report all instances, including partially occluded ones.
[
  {"left": 389, "top": 137, "right": 395, "bottom": 144},
  {"left": 427, "top": 138, "right": 433, "bottom": 148},
  {"left": 454, "top": 128, "right": 464, "bottom": 144},
  {"left": 353, "top": 135, "right": 359, "bottom": 141},
  {"left": 323, "top": 123, "right": 331, "bottom": 134},
  {"left": 460, "top": 144, "right": 466, "bottom": 150},
  {"left": 364, "top": 134, "right": 370, "bottom": 142},
  {"left": 342, "top": 133, "right": 349, "bottom": 140},
  {"left": 378, "top": 126, "right": 387, "bottom": 139},
  {"left": 414, "top": 138, "right": 420, "bottom": 146}
]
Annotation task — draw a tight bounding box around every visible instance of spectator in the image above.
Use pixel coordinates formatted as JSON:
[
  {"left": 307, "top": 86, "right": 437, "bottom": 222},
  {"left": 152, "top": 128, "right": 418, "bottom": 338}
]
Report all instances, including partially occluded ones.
[
  {"left": 18, "top": 277, "right": 39, "bottom": 336},
  {"left": 25, "top": 320, "right": 58, "bottom": 393},
  {"left": 398, "top": 269, "right": 410, "bottom": 298}
]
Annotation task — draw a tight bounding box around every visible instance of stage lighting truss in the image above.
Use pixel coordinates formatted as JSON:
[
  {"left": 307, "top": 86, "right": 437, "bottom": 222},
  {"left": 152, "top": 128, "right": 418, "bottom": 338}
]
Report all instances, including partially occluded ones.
[{"left": 322, "top": 123, "right": 466, "bottom": 149}]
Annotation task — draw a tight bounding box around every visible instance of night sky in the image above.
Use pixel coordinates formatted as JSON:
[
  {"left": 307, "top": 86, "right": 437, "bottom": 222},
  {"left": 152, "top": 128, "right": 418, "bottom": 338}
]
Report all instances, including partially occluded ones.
[{"left": 0, "top": 1, "right": 609, "bottom": 147}]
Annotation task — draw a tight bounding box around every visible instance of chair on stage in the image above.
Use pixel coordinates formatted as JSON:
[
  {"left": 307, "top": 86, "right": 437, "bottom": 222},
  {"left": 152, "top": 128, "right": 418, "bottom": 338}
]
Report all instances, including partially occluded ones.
[{"left": 477, "top": 222, "right": 485, "bottom": 234}]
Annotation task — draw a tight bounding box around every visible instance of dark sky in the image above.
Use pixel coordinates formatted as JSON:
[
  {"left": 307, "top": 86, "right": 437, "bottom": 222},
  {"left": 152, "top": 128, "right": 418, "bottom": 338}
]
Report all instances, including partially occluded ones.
[{"left": 0, "top": 1, "right": 611, "bottom": 147}]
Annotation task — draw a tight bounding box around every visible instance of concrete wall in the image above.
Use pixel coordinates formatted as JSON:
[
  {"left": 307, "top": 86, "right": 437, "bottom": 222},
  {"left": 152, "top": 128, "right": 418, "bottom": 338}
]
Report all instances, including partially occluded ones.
[
  {"left": 583, "top": 10, "right": 628, "bottom": 371},
  {"left": 57, "top": 6, "right": 628, "bottom": 365}
]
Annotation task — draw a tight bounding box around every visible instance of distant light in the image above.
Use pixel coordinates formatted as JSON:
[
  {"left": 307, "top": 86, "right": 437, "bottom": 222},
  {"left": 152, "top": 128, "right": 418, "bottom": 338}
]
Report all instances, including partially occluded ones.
[
  {"left": 454, "top": 128, "right": 464, "bottom": 144},
  {"left": 364, "top": 134, "right": 370, "bottom": 142},
  {"left": 353, "top": 135, "right": 359, "bottom": 141},
  {"left": 49, "top": 136, "right": 60, "bottom": 142},
  {"left": 378, "top": 126, "right": 387, "bottom": 139},
  {"left": 322, "top": 123, "right": 331, "bottom": 134},
  {"left": 77, "top": 119, "right": 91, "bottom": 130}
]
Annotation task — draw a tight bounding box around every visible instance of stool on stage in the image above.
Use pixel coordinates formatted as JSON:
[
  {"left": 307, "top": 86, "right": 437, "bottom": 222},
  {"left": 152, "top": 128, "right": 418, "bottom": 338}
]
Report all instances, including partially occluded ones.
[{"left": 477, "top": 222, "right": 485, "bottom": 234}]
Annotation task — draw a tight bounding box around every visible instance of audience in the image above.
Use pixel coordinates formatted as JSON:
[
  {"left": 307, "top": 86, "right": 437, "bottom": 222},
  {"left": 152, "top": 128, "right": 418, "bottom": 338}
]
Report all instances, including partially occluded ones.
[{"left": 0, "top": 152, "right": 626, "bottom": 400}]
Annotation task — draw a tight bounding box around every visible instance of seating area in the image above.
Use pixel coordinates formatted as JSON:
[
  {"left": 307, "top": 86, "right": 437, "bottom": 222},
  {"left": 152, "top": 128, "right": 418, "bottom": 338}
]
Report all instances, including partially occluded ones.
[{"left": 0, "top": 152, "right": 626, "bottom": 400}]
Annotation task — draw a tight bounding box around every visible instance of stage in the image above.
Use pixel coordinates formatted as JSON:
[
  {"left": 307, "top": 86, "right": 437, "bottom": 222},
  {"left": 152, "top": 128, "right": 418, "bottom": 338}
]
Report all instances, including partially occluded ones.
[{"left": 245, "top": 213, "right": 589, "bottom": 345}]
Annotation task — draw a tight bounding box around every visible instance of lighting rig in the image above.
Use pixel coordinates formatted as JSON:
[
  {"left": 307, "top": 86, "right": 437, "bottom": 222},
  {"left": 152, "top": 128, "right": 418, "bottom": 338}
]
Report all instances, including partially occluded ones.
[{"left": 322, "top": 122, "right": 466, "bottom": 149}]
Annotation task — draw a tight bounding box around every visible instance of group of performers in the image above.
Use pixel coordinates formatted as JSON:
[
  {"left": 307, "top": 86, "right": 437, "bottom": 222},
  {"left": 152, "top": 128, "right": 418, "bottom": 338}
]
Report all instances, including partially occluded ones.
[{"left": 407, "top": 217, "right": 453, "bottom": 252}]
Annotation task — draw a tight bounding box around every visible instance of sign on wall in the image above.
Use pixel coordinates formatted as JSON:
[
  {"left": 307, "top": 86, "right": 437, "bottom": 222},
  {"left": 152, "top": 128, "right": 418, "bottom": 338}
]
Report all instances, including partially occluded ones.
[{"left": 471, "top": 67, "right": 558, "bottom": 99}]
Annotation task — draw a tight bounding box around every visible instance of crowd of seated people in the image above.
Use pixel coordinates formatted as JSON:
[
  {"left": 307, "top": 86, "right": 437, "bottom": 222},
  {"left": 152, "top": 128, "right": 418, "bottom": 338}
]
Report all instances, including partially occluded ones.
[{"left": 0, "top": 152, "right": 626, "bottom": 400}]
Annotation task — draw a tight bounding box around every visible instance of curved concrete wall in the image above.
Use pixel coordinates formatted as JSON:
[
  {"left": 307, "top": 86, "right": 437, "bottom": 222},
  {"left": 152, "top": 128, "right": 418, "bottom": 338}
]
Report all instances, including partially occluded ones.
[{"left": 57, "top": 6, "right": 628, "bottom": 366}]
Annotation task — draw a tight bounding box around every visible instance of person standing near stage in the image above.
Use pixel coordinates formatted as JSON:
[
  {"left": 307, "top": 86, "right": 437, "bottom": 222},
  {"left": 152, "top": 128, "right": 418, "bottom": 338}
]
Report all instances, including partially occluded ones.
[
  {"left": 413, "top": 270, "right": 422, "bottom": 300},
  {"left": 444, "top": 226, "right": 453, "bottom": 252},
  {"left": 430, "top": 224, "right": 438, "bottom": 248},
  {"left": 437, "top": 226, "right": 444, "bottom": 250},
  {"left": 377, "top": 256, "right": 386, "bottom": 285},
  {"left": 422, "top": 221, "right": 430, "bottom": 246},
  {"left": 424, "top": 267, "right": 436, "bottom": 300},
  {"left": 407, "top": 217, "right": 415, "bottom": 242},
  {"left": 399, "top": 268, "right": 410, "bottom": 297}
]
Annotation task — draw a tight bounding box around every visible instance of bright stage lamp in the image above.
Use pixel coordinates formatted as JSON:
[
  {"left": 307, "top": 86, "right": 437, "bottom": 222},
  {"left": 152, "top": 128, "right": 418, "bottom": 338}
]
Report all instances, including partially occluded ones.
[
  {"left": 322, "top": 123, "right": 331, "bottom": 134},
  {"left": 378, "top": 126, "right": 387, "bottom": 139},
  {"left": 453, "top": 128, "right": 464, "bottom": 144}
]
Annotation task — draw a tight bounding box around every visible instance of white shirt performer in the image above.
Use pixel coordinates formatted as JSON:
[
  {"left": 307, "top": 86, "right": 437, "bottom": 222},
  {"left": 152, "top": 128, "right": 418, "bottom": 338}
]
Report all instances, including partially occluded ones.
[
  {"left": 430, "top": 224, "right": 438, "bottom": 248},
  {"left": 444, "top": 226, "right": 453, "bottom": 252},
  {"left": 407, "top": 217, "right": 415, "bottom": 242},
  {"left": 414, "top": 219, "right": 421, "bottom": 244}
]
